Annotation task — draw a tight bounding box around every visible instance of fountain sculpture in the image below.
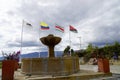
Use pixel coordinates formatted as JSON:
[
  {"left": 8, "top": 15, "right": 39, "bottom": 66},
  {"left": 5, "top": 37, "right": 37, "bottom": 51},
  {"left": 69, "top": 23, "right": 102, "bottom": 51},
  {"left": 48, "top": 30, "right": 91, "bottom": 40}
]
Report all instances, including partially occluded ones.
[
  {"left": 40, "top": 34, "right": 61, "bottom": 57},
  {"left": 21, "top": 34, "right": 79, "bottom": 76}
]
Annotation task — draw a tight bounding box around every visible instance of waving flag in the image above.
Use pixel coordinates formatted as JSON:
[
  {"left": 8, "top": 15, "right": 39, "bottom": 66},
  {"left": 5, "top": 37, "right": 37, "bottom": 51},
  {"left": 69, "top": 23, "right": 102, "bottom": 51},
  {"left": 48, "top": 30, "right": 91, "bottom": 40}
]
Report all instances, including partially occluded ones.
[
  {"left": 26, "top": 22, "right": 32, "bottom": 27},
  {"left": 69, "top": 25, "right": 78, "bottom": 33},
  {"left": 40, "top": 22, "right": 49, "bottom": 30},
  {"left": 23, "top": 21, "right": 32, "bottom": 27},
  {"left": 23, "top": 20, "right": 33, "bottom": 32},
  {"left": 55, "top": 24, "right": 64, "bottom": 33}
]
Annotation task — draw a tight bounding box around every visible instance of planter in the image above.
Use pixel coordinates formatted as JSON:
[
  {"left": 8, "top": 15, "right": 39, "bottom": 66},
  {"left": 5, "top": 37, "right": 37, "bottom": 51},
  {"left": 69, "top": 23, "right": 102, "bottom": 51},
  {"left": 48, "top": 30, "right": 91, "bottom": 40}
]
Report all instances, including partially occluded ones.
[
  {"left": 15, "top": 61, "right": 19, "bottom": 71},
  {"left": 97, "top": 58, "right": 110, "bottom": 73},
  {"left": 2, "top": 60, "right": 18, "bottom": 80}
]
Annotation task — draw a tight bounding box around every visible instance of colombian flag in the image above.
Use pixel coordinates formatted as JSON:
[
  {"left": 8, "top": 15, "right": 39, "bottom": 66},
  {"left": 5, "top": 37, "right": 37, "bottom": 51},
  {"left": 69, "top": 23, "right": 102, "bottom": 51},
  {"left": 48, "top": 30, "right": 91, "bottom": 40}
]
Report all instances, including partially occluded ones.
[{"left": 40, "top": 22, "right": 49, "bottom": 30}]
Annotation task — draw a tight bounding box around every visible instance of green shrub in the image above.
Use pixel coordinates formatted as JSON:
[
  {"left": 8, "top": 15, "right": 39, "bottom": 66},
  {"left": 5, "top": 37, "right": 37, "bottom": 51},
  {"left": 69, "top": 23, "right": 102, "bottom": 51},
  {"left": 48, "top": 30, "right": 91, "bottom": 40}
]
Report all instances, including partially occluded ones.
[{"left": 83, "top": 53, "right": 92, "bottom": 63}]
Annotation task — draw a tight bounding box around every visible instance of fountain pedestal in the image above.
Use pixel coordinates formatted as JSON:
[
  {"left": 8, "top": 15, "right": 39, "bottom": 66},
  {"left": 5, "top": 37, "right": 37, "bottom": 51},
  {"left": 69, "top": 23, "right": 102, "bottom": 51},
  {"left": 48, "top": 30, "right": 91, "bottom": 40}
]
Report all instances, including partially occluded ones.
[{"left": 40, "top": 34, "right": 61, "bottom": 57}]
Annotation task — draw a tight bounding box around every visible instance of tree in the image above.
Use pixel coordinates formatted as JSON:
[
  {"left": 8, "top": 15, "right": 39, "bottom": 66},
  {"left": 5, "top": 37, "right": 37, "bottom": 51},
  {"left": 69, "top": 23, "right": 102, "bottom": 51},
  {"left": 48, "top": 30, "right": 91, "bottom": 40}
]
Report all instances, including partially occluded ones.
[
  {"left": 75, "top": 49, "right": 86, "bottom": 57},
  {"left": 84, "top": 43, "right": 94, "bottom": 62},
  {"left": 112, "top": 41, "right": 120, "bottom": 59},
  {"left": 86, "top": 43, "right": 94, "bottom": 54},
  {"left": 103, "top": 43, "right": 110, "bottom": 58},
  {"left": 113, "top": 41, "right": 120, "bottom": 53}
]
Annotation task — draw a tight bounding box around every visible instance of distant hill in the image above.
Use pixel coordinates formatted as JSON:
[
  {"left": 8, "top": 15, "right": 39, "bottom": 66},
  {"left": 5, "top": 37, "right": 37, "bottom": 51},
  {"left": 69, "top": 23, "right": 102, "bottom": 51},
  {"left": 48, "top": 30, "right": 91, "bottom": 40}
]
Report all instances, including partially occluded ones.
[{"left": 0, "top": 51, "right": 63, "bottom": 61}]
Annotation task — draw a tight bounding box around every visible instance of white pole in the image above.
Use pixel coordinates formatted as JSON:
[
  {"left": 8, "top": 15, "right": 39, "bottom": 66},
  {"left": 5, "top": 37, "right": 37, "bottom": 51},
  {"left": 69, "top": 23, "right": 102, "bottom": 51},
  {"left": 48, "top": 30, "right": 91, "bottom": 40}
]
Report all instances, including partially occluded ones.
[
  {"left": 39, "top": 22, "right": 41, "bottom": 58},
  {"left": 20, "top": 20, "right": 24, "bottom": 62},
  {"left": 20, "top": 20, "right": 24, "bottom": 54},
  {"left": 78, "top": 37, "right": 81, "bottom": 50},
  {"left": 69, "top": 26, "right": 71, "bottom": 55}
]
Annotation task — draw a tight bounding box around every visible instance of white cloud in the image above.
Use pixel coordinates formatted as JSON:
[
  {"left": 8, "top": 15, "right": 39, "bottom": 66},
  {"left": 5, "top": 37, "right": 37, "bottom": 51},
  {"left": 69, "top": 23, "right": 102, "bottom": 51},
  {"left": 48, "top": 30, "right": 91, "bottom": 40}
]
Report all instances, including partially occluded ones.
[{"left": 0, "top": 0, "right": 120, "bottom": 56}]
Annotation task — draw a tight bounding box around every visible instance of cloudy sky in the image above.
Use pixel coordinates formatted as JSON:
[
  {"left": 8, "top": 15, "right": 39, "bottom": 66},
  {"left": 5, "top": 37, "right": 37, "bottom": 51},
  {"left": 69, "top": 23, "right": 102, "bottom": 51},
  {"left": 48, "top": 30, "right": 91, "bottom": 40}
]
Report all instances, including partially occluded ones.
[{"left": 0, "top": 0, "right": 120, "bottom": 56}]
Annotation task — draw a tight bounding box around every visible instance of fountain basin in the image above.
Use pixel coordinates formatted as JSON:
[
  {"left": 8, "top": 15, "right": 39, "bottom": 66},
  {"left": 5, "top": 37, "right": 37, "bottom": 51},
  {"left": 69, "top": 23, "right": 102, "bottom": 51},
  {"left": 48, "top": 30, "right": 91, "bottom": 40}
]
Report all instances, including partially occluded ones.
[{"left": 21, "top": 57, "right": 79, "bottom": 76}]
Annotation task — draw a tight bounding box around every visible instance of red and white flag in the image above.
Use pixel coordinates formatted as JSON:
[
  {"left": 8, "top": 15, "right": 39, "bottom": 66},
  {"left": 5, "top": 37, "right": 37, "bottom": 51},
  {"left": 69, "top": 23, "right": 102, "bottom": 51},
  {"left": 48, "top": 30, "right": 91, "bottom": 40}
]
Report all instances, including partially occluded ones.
[
  {"left": 55, "top": 24, "right": 64, "bottom": 33},
  {"left": 69, "top": 25, "right": 78, "bottom": 33}
]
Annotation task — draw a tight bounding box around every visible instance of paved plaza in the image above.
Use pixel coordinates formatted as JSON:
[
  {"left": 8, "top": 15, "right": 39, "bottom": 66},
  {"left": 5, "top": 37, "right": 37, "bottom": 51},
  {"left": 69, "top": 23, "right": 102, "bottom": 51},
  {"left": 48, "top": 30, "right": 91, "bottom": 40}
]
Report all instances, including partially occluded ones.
[
  {"left": 0, "top": 65, "right": 120, "bottom": 80},
  {"left": 80, "top": 65, "right": 120, "bottom": 80},
  {"left": 80, "top": 65, "right": 120, "bottom": 74}
]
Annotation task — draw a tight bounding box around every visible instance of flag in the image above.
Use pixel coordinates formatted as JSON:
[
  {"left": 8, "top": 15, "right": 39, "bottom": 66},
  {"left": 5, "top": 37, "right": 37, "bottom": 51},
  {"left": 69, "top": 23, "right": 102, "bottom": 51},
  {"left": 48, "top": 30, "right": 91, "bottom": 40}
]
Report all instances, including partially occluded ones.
[
  {"left": 69, "top": 25, "right": 78, "bottom": 33},
  {"left": 23, "top": 21, "right": 33, "bottom": 31},
  {"left": 26, "top": 22, "right": 32, "bottom": 27},
  {"left": 24, "top": 21, "right": 32, "bottom": 27},
  {"left": 55, "top": 24, "right": 64, "bottom": 33},
  {"left": 40, "top": 22, "right": 49, "bottom": 30}
]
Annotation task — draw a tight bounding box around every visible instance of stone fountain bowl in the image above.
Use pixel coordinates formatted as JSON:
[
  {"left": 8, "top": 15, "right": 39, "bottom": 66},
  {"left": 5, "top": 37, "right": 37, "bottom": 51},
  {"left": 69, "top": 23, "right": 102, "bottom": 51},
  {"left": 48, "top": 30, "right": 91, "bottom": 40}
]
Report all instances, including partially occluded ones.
[
  {"left": 40, "top": 34, "right": 61, "bottom": 46},
  {"left": 40, "top": 34, "right": 61, "bottom": 57}
]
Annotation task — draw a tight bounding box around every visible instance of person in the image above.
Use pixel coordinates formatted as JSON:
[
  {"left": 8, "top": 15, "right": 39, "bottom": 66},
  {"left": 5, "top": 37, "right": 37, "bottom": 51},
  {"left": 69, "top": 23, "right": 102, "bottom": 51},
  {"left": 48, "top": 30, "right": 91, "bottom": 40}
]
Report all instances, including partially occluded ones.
[{"left": 113, "top": 52, "right": 118, "bottom": 61}]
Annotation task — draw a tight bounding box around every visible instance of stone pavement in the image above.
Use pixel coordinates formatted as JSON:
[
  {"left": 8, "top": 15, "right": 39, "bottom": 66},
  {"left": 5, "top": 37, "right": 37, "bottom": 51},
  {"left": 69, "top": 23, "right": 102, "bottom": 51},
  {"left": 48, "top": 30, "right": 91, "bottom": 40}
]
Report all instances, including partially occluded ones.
[
  {"left": 80, "top": 65, "right": 120, "bottom": 80},
  {"left": 16, "top": 65, "right": 120, "bottom": 80},
  {"left": 0, "top": 65, "right": 120, "bottom": 80},
  {"left": 80, "top": 65, "right": 120, "bottom": 74},
  {"left": 14, "top": 69, "right": 112, "bottom": 80}
]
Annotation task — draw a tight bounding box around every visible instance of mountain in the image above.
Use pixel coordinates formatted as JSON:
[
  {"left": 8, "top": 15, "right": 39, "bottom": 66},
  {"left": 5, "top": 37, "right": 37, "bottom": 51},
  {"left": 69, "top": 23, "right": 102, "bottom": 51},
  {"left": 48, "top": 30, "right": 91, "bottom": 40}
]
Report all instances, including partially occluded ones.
[
  {"left": 0, "top": 51, "right": 63, "bottom": 61},
  {"left": 20, "top": 52, "right": 48, "bottom": 58}
]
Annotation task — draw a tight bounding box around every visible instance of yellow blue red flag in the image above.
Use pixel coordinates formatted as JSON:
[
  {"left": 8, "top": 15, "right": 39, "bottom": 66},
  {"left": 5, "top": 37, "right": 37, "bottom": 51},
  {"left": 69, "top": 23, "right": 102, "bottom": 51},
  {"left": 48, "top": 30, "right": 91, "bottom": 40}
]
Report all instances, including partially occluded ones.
[{"left": 40, "top": 22, "right": 49, "bottom": 30}]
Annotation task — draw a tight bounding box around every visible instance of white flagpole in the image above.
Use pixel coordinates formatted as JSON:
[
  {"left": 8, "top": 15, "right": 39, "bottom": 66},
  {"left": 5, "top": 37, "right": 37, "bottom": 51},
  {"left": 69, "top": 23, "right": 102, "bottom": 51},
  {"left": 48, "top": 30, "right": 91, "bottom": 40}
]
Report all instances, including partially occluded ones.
[
  {"left": 20, "top": 20, "right": 24, "bottom": 54},
  {"left": 69, "top": 26, "right": 71, "bottom": 56},
  {"left": 39, "top": 22, "right": 41, "bottom": 58},
  {"left": 20, "top": 20, "right": 24, "bottom": 62},
  {"left": 78, "top": 37, "right": 81, "bottom": 50}
]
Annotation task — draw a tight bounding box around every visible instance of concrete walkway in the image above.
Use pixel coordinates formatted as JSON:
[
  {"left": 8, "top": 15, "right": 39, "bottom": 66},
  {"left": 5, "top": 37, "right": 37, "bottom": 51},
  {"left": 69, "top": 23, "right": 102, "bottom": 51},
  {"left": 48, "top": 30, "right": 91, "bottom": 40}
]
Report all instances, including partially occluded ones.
[
  {"left": 14, "top": 65, "right": 120, "bottom": 80},
  {"left": 14, "top": 69, "right": 112, "bottom": 80},
  {"left": 0, "top": 65, "right": 120, "bottom": 80},
  {"left": 80, "top": 65, "right": 120, "bottom": 80},
  {"left": 80, "top": 65, "right": 120, "bottom": 74}
]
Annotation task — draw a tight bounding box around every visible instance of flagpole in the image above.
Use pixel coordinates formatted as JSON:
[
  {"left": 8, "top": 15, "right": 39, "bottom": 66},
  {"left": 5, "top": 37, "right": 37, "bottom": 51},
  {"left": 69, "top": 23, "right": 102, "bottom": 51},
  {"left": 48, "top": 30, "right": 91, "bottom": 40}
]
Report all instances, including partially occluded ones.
[
  {"left": 78, "top": 37, "right": 81, "bottom": 50},
  {"left": 20, "top": 20, "right": 24, "bottom": 62},
  {"left": 20, "top": 20, "right": 24, "bottom": 54},
  {"left": 39, "top": 22, "right": 41, "bottom": 58},
  {"left": 69, "top": 26, "right": 71, "bottom": 56}
]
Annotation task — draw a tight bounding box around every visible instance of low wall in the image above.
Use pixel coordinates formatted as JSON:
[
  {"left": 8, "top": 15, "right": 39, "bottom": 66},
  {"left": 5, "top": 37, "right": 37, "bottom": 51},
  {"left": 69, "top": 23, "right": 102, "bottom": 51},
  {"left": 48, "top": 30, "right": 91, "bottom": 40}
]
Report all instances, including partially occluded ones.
[{"left": 21, "top": 57, "right": 79, "bottom": 76}]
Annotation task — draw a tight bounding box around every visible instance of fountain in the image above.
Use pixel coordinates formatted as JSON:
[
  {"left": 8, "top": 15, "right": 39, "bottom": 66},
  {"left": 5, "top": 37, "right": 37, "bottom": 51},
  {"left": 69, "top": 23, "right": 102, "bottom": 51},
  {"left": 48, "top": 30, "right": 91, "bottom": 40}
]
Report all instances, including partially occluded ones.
[
  {"left": 40, "top": 34, "right": 61, "bottom": 57},
  {"left": 21, "top": 34, "right": 79, "bottom": 76}
]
